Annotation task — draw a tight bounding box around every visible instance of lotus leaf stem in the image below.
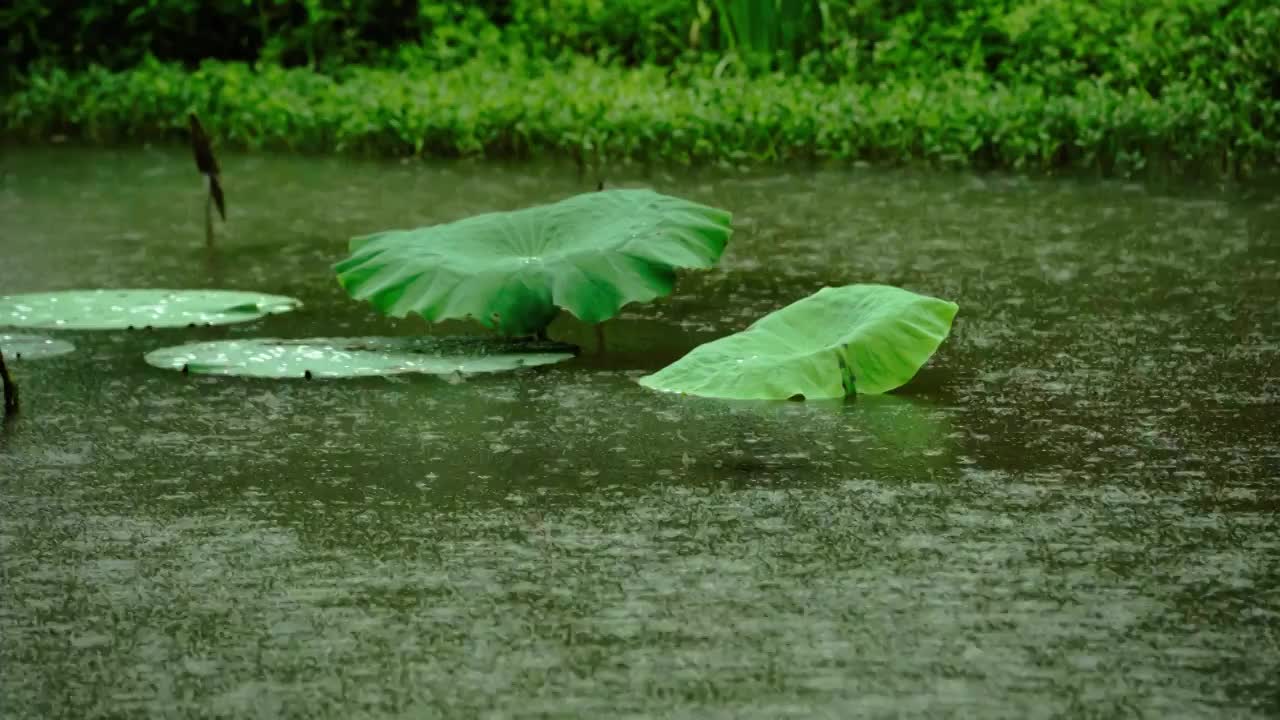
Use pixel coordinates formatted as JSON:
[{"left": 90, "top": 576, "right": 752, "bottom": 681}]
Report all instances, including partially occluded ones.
[{"left": 1, "top": 350, "right": 18, "bottom": 417}]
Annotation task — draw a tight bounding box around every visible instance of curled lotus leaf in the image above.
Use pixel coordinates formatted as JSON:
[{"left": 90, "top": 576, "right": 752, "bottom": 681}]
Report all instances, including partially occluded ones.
[{"left": 638, "top": 284, "right": 959, "bottom": 400}]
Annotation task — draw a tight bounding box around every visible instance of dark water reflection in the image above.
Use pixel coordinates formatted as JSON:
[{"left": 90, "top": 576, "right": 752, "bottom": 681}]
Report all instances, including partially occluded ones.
[{"left": 1, "top": 145, "right": 1278, "bottom": 718}]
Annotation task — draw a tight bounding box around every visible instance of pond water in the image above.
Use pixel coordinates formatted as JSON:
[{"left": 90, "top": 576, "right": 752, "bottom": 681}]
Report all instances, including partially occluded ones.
[{"left": 1, "top": 144, "right": 1278, "bottom": 718}]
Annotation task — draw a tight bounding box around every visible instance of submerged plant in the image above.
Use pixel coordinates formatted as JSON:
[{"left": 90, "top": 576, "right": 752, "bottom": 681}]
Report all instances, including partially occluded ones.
[
  {"left": 638, "top": 284, "right": 959, "bottom": 401},
  {"left": 333, "top": 188, "right": 733, "bottom": 338}
]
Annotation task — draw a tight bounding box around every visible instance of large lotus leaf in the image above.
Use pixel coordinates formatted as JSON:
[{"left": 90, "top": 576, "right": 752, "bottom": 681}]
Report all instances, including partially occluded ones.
[
  {"left": 0, "top": 333, "right": 76, "bottom": 360},
  {"left": 0, "top": 289, "right": 301, "bottom": 330},
  {"left": 333, "top": 189, "right": 734, "bottom": 337},
  {"left": 144, "top": 336, "right": 578, "bottom": 379},
  {"left": 638, "top": 284, "right": 959, "bottom": 400}
]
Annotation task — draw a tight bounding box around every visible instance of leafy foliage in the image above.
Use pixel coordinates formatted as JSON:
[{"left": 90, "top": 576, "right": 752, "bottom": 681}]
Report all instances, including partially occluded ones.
[
  {"left": 333, "top": 189, "right": 733, "bottom": 337},
  {"left": 695, "top": 0, "right": 827, "bottom": 73},
  {"left": 511, "top": 0, "right": 695, "bottom": 67},
  {"left": 2, "top": 0, "right": 1276, "bottom": 176},
  {"left": 6, "top": 52, "right": 1275, "bottom": 178},
  {"left": 1, "top": 0, "right": 475, "bottom": 77}
]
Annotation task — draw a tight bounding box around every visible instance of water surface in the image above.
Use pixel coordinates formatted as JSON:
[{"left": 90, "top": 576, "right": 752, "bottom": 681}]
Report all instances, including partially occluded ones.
[{"left": 2, "top": 145, "right": 1278, "bottom": 718}]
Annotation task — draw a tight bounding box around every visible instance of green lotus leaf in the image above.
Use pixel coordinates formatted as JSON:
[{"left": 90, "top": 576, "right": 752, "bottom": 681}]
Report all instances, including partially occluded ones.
[
  {"left": 0, "top": 333, "right": 76, "bottom": 360},
  {"left": 144, "top": 336, "right": 578, "bottom": 379},
  {"left": 333, "top": 189, "right": 734, "bottom": 337},
  {"left": 638, "top": 284, "right": 959, "bottom": 400},
  {"left": 0, "top": 289, "right": 301, "bottom": 330}
]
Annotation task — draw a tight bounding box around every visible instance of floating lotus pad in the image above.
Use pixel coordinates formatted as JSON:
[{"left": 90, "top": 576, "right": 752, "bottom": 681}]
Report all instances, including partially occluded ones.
[
  {"left": 144, "top": 336, "right": 579, "bottom": 379},
  {"left": 334, "top": 189, "right": 734, "bottom": 337},
  {"left": 638, "top": 284, "right": 959, "bottom": 400},
  {"left": 0, "top": 289, "right": 301, "bottom": 330},
  {"left": 0, "top": 333, "right": 76, "bottom": 360}
]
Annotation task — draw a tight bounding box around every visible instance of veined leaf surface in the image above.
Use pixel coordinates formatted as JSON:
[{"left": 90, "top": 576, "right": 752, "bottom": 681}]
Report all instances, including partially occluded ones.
[
  {"left": 638, "top": 284, "right": 958, "bottom": 400},
  {"left": 333, "top": 189, "right": 733, "bottom": 336}
]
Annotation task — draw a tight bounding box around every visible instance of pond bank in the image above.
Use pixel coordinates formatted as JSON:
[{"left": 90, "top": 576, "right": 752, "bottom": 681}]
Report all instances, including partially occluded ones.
[{"left": 4, "top": 57, "right": 1276, "bottom": 181}]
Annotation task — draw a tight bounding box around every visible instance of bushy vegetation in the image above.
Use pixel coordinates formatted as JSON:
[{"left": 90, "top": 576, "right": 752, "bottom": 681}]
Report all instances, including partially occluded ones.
[{"left": 3, "top": 0, "right": 1277, "bottom": 177}]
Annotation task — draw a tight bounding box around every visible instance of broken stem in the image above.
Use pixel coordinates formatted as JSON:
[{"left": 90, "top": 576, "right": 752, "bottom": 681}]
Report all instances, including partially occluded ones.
[{"left": 1, "top": 350, "right": 18, "bottom": 417}]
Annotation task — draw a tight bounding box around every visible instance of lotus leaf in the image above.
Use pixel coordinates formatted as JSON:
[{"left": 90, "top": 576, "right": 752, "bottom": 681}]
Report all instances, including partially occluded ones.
[
  {"left": 0, "top": 289, "right": 301, "bottom": 330},
  {"left": 144, "top": 336, "right": 578, "bottom": 379},
  {"left": 0, "top": 333, "right": 76, "bottom": 360},
  {"left": 333, "top": 189, "right": 733, "bottom": 337},
  {"left": 638, "top": 284, "right": 958, "bottom": 400}
]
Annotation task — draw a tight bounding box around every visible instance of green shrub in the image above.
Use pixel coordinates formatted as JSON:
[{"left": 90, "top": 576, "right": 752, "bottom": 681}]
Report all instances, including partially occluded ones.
[
  {"left": 2, "top": 1, "right": 1275, "bottom": 177},
  {"left": 511, "top": 0, "right": 697, "bottom": 66},
  {"left": 1, "top": 0, "right": 503, "bottom": 77},
  {"left": 5, "top": 56, "right": 1275, "bottom": 178}
]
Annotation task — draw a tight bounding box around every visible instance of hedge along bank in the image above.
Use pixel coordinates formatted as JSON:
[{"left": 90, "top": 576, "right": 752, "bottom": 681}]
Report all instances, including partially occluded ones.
[
  {"left": 6, "top": 57, "right": 1276, "bottom": 179},
  {"left": 3, "top": 0, "right": 1277, "bottom": 178}
]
